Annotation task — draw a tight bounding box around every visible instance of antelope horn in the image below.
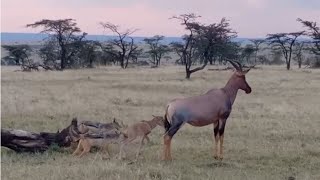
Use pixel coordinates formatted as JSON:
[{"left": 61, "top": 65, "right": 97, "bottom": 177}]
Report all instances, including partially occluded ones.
[
  {"left": 234, "top": 61, "right": 243, "bottom": 71},
  {"left": 226, "top": 60, "right": 242, "bottom": 71}
]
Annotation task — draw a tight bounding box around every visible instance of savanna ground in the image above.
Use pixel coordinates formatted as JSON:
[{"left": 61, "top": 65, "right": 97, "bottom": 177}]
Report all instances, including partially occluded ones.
[{"left": 1, "top": 65, "right": 320, "bottom": 180}]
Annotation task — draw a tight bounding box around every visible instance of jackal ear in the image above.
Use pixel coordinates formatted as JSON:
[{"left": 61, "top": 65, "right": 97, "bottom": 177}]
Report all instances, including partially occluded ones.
[
  {"left": 120, "top": 121, "right": 125, "bottom": 127},
  {"left": 71, "top": 117, "right": 78, "bottom": 125},
  {"left": 113, "top": 118, "right": 117, "bottom": 123}
]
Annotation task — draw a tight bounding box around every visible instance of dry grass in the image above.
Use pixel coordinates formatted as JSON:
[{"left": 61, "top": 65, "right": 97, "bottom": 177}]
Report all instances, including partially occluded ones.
[{"left": 1, "top": 65, "right": 320, "bottom": 180}]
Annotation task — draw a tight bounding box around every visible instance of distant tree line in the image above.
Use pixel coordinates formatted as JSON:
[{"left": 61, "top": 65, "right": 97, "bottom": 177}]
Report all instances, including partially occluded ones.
[{"left": 1, "top": 15, "right": 319, "bottom": 76}]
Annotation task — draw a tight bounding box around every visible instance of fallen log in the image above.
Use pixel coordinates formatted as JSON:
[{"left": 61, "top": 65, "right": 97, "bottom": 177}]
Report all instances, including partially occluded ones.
[
  {"left": 1, "top": 118, "right": 122, "bottom": 153},
  {"left": 1, "top": 129, "right": 56, "bottom": 152},
  {"left": 1, "top": 119, "right": 77, "bottom": 153}
]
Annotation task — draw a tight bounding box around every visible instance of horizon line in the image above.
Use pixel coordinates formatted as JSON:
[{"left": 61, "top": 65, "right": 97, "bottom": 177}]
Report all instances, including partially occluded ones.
[{"left": 0, "top": 32, "right": 266, "bottom": 39}]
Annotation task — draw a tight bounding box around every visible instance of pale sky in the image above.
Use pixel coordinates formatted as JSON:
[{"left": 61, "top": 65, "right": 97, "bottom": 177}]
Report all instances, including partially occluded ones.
[{"left": 1, "top": 0, "right": 319, "bottom": 38}]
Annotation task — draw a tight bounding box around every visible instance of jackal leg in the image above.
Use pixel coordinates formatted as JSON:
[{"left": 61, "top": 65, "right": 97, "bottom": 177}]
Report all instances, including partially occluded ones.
[
  {"left": 78, "top": 140, "right": 91, "bottom": 158},
  {"left": 105, "top": 144, "right": 111, "bottom": 157},
  {"left": 72, "top": 140, "right": 83, "bottom": 156}
]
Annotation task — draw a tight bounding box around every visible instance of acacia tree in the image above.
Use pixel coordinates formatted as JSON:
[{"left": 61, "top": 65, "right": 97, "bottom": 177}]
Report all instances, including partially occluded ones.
[
  {"left": 293, "top": 42, "right": 305, "bottom": 68},
  {"left": 250, "top": 39, "right": 264, "bottom": 64},
  {"left": 270, "top": 49, "right": 283, "bottom": 65},
  {"left": 26, "top": 19, "right": 87, "bottom": 70},
  {"left": 170, "top": 13, "right": 202, "bottom": 79},
  {"left": 2, "top": 45, "right": 32, "bottom": 66},
  {"left": 100, "top": 43, "right": 120, "bottom": 65},
  {"left": 241, "top": 44, "right": 255, "bottom": 64},
  {"left": 39, "top": 39, "right": 58, "bottom": 68},
  {"left": 266, "top": 32, "right": 304, "bottom": 70},
  {"left": 197, "top": 18, "right": 236, "bottom": 66},
  {"left": 77, "top": 40, "right": 101, "bottom": 68},
  {"left": 215, "top": 41, "right": 242, "bottom": 64},
  {"left": 143, "top": 35, "right": 170, "bottom": 67},
  {"left": 297, "top": 18, "right": 320, "bottom": 55},
  {"left": 171, "top": 14, "right": 236, "bottom": 78},
  {"left": 170, "top": 42, "right": 184, "bottom": 65},
  {"left": 100, "top": 22, "right": 140, "bottom": 69}
]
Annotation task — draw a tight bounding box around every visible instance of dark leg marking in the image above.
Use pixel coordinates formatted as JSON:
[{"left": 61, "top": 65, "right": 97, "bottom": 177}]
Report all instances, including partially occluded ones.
[
  {"left": 219, "top": 112, "right": 230, "bottom": 136},
  {"left": 214, "top": 121, "right": 219, "bottom": 137},
  {"left": 164, "top": 115, "right": 171, "bottom": 133},
  {"left": 166, "top": 113, "right": 185, "bottom": 137}
]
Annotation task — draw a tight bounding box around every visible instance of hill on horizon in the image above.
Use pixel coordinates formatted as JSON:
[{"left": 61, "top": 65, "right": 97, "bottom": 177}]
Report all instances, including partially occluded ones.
[{"left": 1, "top": 32, "right": 255, "bottom": 45}]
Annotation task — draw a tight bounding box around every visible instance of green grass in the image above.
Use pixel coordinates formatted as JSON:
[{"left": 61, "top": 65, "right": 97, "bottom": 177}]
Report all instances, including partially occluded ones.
[{"left": 1, "top": 65, "right": 320, "bottom": 180}]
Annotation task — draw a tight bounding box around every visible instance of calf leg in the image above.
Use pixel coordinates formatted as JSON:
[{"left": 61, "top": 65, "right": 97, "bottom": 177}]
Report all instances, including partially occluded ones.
[
  {"left": 143, "top": 135, "right": 150, "bottom": 144},
  {"left": 119, "top": 137, "right": 135, "bottom": 160},
  {"left": 136, "top": 136, "right": 145, "bottom": 159}
]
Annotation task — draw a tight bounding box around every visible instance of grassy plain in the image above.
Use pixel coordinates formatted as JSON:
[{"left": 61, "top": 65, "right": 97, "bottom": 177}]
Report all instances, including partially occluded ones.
[{"left": 1, "top": 65, "right": 320, "bottom": 180}]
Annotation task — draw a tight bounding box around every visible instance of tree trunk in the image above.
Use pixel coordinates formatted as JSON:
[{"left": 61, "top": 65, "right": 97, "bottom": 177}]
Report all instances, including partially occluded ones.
[
  {"left": 1, "top": 120, "right": 77, "bottom": 153},
  {"left": 124, "top": 57, "right": 129, "bottom": 69},
  {"left": 120, "top": 60, "right": 125, "bottom": 68},
  {"left": 61, "top": 48, "right": 66, "bottom": 70},
  {"left": 209, "top": 58, "right": 213, "bottom": 65},
  {"left": 186, "top": 70, "right": 191, "bottom": 79},
  {"left": 185, "top": 61, "right": 191, "bottom": 79},
  {"left": 298, "top": 59, "right": 302, "bottom": 68},
  {"left": 286, "top": 62, "right": 290, "bottom": 70},
  {"left": 89, "top": 57, "right": 94, "bottom": 68}
]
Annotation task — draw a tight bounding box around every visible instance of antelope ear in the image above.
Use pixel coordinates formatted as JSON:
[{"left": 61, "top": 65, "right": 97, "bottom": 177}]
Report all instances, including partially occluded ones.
[{"left": 242, "top": 68, "right": 251, "bottom": 74}]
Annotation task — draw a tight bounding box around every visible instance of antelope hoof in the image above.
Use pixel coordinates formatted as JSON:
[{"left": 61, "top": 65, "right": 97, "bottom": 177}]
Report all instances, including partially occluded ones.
[
  {"left": 118, "top": 156, "right": 125, "bottom": 160},
  {"left": 102, "top": 156, "right": 110, "bottom": 160},
  {"left": 218, "top": 156, "right": 223, "bottom": 161},
  {"left": 213, "top": 155, "right": 219, "bottom": 160},
  {"left": 162, "top": 157, "right": 172, "bottom": 161}
]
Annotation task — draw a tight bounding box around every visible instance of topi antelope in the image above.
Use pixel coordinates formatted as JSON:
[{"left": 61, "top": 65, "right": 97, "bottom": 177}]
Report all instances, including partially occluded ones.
[{"left": 163, "top": 60, "right": 252, "bottom": 161}]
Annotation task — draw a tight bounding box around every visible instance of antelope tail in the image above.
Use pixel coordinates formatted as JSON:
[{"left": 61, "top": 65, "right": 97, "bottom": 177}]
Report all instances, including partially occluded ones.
[{"left": 164, "top": 105, "right": 171, "bottom": 133}]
